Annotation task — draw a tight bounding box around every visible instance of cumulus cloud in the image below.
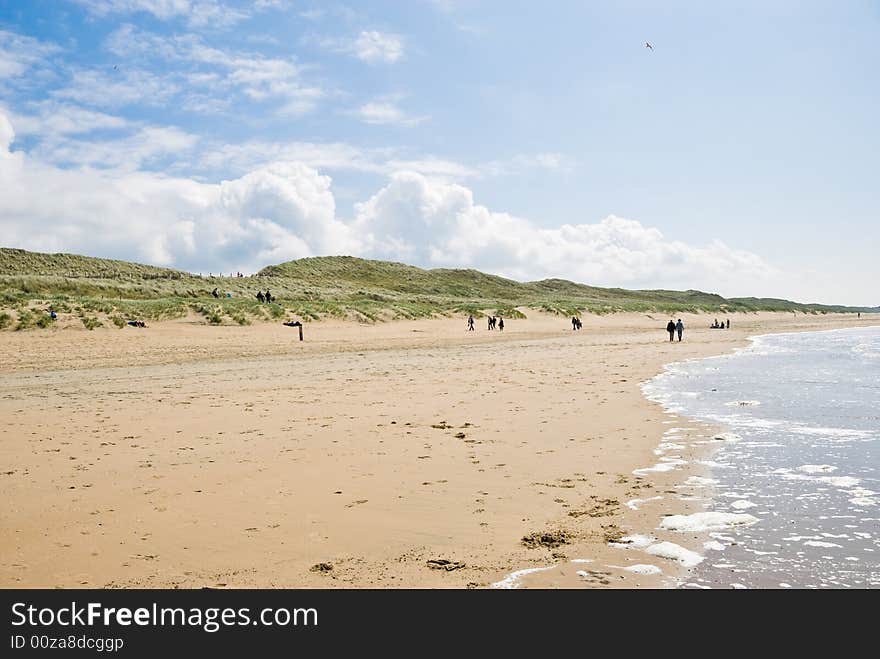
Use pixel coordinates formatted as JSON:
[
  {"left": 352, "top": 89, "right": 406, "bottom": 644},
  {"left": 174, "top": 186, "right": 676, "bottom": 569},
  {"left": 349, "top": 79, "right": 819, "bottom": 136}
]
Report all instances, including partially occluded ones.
[
  {"left": 0, "top": 109, "right": 774, "bottom": 293},
  {"left": 352, "top": 171, "right": 776, "bottom": 291},
  {"left": 0, "top": 111, "right": 355, "bottom": 272}
]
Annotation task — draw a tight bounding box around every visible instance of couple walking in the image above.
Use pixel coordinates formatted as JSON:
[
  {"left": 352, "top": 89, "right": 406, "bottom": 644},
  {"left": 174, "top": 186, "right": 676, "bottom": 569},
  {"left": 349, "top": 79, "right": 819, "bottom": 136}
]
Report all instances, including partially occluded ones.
[{"left": 666, "top": 318, "right": 684, "bottom": 342}]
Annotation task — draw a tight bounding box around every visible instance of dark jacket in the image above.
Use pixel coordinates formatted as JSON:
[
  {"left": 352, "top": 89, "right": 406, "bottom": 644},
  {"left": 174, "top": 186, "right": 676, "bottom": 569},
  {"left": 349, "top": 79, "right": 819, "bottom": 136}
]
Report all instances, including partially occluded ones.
[{"left": 666, "top": 321, "right": 676, "bottom": 332}]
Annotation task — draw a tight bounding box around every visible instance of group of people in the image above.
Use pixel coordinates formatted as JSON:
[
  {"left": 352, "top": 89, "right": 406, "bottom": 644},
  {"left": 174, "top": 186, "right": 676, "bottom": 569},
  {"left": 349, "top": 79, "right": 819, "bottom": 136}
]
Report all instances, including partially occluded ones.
[
  {"left": 468, "top": 314, "right": 504, "bottom": 332},
  {"left": 256, "top": 290, "right": 274, "bottom": 303},
  {"left": 486, "top": 315, "right": 504, "bottom": 331},
  {"left": 666, "top": 318, "right": 685, "bottom": 342},
  {"left": 664, "top": 317, "right": 731, "bottom": 341},
  {"left": 571, "top": 316, "right": 583, "bottom": 330}
]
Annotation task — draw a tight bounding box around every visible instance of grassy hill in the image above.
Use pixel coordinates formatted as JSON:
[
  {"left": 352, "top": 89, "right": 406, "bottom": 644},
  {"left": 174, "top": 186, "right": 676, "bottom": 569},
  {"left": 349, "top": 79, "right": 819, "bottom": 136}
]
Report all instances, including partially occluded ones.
[{"left": 0, "top": 248, "right": 876, "bottom": 330}]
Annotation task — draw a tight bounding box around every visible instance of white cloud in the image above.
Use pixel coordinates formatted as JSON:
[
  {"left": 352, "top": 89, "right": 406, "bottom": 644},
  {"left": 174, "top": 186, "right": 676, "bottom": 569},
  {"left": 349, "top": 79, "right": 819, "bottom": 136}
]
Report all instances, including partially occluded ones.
[
  {"left": 315, "top": 30, "right": 404, "bottom": 64},
  {"left": 0, "top": 109, "right": 775, "bottom": 294},
  {"left": 0, "top": 29, "right": 60, "bottom": 79},
  {"left": 71, "top": 0, "right": 253, "bottom": 28},
  {"left": 353, "top": 98, "right": 427, "bottom": 126},
  {"left": 352, "top": 171, "right": 776, "bottom": 292},
  {"left": 103, "top": 25, "right": 324, "bottom": 114},
  {"left": 54, "top": 67, "right": 179, "bottom": 108},
  {"left": 36, "top": 126, "right": 199, "bottom": 170},
  {"left": 194, "top": 139, "right": 557, "bottom": 182},
  {"left": 197, "top": 140, "right": 389, "bottom": 175},
  {"left": 0, "top": 111, "right": 355, "bottom": 271},
  {"left": 6, "top": 101, "right": 130, "bottom": 137},
  {"left": 352, "top": 30, "right": 403, "bottom": 63}
]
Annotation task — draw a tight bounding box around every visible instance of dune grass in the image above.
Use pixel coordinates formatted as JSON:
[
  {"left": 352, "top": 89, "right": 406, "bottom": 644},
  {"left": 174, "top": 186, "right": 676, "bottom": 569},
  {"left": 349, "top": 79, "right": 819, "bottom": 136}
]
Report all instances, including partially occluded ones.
[{"left": 0, "top": 248, "right": 875, "bottom": 331}]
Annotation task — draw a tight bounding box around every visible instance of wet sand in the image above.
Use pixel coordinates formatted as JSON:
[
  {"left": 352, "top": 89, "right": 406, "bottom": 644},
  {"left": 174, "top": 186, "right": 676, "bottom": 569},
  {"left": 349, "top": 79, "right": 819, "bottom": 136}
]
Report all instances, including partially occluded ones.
[{"left": 0, "top": 311, "right": 870, "bottom": 588}]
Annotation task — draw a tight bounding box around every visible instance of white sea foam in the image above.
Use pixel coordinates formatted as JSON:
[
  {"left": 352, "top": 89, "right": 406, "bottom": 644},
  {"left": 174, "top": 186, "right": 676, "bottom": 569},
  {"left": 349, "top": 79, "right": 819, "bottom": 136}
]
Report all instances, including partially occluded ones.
[
  {"left": 645, "top": 542, "right": 704, "bottom": 567},
  {"left": 731, "top": 500, "right": 758, "bottom": 510},
  {"left": 633, "top": 459, "right": 686, "bottom": 476},
  {"left": 659, "top": 512, "right": 759, "bottom": 533},
  {"left": 724, "top": 400, "right": 761, "bottom": 407},
  {"left": 704, "top": 540, "right": 726, "bottom": 551},
  {"left": 804, "top": 541, "right": 842, "bottom": 548},
  {"left": 796, "top": 425, "right": 872, "bottom": 439},
  {"left": 610, "top": 534, "right": 656, "bottom": 549},
  {"left": 491, "top": 566, "right": 555, "bottom": 589},
  {"left": 684, "top": 476, "right": 718, "bottom": 487},
  {"left": 798, "top": 464, "right": 837, "bottom": 474},
  {"left": 710, "top": 533, "right": 735, "bottom": 543},
  {"left": 818, "top": 476, "right": 861, "bottom": 488},
  {"left": 626, "top": 496, "right": 663, "bottom": 511},
  {"left": 712, "top": 432, "right": 742, "bottom": 442},
  {"left": 622, "top": 564, "right": 663, "bottom": 575}
]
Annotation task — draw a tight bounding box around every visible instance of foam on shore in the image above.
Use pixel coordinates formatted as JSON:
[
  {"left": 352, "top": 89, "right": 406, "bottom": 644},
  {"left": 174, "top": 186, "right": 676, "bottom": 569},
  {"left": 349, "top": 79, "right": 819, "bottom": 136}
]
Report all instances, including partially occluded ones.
[
  {"left": 491, "top": 566, "right": 555, "bottom": 589},
  {"left": 659, "top": 511, "right": 759, "bottom": 533},
  {"left": 645, "top": 542, "right": 704, "bottom": 567}
]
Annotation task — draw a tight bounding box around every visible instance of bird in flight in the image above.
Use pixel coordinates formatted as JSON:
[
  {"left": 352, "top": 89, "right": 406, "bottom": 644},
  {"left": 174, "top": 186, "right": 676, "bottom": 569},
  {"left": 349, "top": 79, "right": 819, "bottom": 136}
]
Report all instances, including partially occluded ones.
[{"left": 645, "top": 41, "right": 653, "bottom": 50}]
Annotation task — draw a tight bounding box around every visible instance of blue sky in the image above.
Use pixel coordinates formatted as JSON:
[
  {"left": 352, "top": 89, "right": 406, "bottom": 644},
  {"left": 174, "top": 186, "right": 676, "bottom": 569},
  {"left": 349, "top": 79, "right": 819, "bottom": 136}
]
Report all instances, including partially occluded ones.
[{"left": 0, "top": 1, "right": 877, "bottom": 305}]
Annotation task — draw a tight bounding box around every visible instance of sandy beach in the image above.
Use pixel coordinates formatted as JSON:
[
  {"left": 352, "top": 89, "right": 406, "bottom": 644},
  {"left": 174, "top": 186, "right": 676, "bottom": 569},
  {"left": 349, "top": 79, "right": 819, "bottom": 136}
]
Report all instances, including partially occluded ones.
[{"left": 0, "top": 310, "right": 871, "bottom": 589}]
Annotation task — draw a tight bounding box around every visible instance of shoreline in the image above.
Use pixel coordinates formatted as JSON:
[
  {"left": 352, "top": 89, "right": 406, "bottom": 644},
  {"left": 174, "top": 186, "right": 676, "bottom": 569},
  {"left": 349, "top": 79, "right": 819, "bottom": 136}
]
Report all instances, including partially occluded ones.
[{"left": 0, "top": 311, "right": 874, "bottom": 588}]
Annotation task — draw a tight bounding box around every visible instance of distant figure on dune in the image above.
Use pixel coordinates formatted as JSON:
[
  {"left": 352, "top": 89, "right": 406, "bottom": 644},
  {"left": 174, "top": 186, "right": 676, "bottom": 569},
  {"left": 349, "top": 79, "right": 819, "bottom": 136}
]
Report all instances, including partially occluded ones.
[
  {"left": 487, "top": 316, "right": 493, "bottom": 330},
  {"left": 726, "top": 318, "right": 730, "bottom": 329},
  {"left": 127, "top": 320, "right": 146, "bottom": 328},
  {"left": 265, "top": 290, "right": 273, "bottom": 303},
  {"left": 676, "top": 318, "right": 684, "bottom": 342},
  {"left": 49, "top": 309, "right": 57, "bottom": 321},
  {"left": 256, "top": 291, "right": 265, "bottom": 303},
  {"left": 498, "top": 317, "right": 504, "bottom": 332},
  {"left": 571, "top": 316, "right": 582, "bottom": 331},
  {"left": 467, "top": 315, "right": 475, "bottom": 331},
  {"left": 211, "top": 288, "right": 219, "bottom": 298},
  {"left": 666, "top": 319, "right": 676, "bottom": 342}
]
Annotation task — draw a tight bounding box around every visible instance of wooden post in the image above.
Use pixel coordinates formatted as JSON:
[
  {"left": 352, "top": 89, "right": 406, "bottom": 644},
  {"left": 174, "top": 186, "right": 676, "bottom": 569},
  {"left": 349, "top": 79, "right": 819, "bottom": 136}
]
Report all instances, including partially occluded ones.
[{"left": 298, "top": 324, "right": 303, "bottom": 341}]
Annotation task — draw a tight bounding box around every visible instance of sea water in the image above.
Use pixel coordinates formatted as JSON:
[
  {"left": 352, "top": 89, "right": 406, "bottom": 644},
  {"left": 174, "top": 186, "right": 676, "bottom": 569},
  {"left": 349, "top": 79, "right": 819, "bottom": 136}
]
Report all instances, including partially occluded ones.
[{"left": 643, "top": 326, "right": 880, "bottom": 589}]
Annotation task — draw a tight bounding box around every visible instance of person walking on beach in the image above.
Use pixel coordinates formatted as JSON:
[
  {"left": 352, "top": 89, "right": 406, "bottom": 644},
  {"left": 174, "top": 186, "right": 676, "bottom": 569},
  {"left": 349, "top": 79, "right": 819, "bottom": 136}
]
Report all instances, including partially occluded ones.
[
  {"left": 726, "top": 318, "right": 730, "bottom": 329},
  {"left": 676, "top": 318, "right": 684, "bottom": 342},
  {"left": 467, "top": 315, "right": 475, "bottom": 331},
  {"left": 498, "top": 317, "right": 504, "bottom": 332},
  {"left": 666, "top": 319, "right": 676, "bottom": 342}
]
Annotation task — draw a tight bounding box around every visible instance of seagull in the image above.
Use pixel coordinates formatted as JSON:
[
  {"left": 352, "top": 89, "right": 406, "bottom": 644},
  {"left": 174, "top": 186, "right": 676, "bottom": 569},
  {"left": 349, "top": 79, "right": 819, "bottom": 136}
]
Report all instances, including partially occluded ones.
[
  {"left": 645, "top": 41, "right": 653, "bottom": 50},
  {"left": 113, "top": 64, "right": 119, "bottom": 70}
]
